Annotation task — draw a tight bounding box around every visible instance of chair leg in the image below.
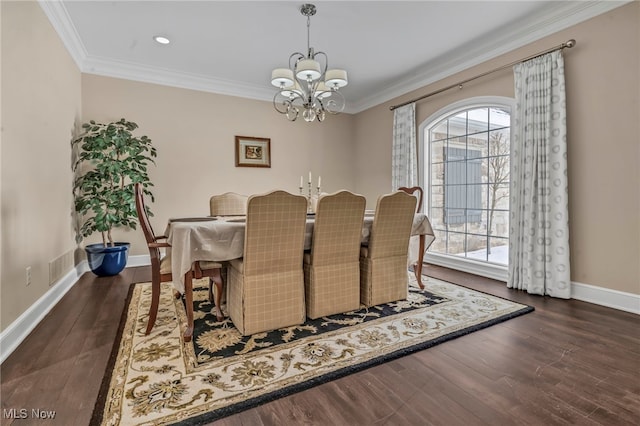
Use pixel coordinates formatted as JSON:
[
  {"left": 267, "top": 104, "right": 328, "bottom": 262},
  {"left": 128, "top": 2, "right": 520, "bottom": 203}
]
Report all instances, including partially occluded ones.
[
  {"left": 415, "top": 234, "right": 426, "bottom": 289},
  {"left": 209, "top": 269, "right": 225, "bottom": 322},
  {"left": 146, "top": 275, "right": 161, "bottom": 335},
  {"left": 183, "top": 270, "right": 194, "bottom": 343}
]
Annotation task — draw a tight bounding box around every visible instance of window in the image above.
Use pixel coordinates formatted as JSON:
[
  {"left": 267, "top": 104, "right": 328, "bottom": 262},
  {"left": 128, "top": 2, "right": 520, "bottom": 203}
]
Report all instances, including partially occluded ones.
[
  {"left": 421, "top": 100, "right": 512, "bottom": 273},
  {"left": 444, "top": 146, "right": 482, "bottom": 225}
]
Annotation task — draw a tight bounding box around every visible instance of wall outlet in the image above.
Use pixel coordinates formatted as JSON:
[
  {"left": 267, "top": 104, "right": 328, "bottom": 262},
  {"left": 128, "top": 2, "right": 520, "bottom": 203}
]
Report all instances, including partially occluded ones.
[{"left": 26, "top": 266, "right": 32, "bottom": 286}]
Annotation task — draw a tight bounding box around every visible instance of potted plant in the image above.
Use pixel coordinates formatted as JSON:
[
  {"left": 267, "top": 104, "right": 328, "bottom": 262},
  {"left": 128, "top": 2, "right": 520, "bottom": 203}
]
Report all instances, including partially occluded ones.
[{"left": 72, "top": 118, "right": 157, "bottom": 276}]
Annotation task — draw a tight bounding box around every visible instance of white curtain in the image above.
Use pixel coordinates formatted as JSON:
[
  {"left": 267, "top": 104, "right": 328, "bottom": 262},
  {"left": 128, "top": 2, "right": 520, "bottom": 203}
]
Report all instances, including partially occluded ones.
[
  {"left": 392, "top": 103, "right": 417, "bottom": 190},
  {"left": 509, "top": 50, "right": 570, "bottom": 298}
]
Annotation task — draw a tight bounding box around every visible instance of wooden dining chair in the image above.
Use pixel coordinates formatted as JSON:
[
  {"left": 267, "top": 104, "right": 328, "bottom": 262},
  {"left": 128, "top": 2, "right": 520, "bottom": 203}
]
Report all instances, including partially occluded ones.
[
  {"left": 303, "top": 191, "right": 366, "bottom": 319},
  {"left": 398, "top": 186, "right": 423, "bottom": 213},
  {"left": 226, "top": 190, "right": 307, "bottom": 335},
  {"left": 398, "top": 185, "right": 425, "bottom": 282},
  {"left": 360, "top": 191, "right": 417, "bottom": 307},
  {"left": 134, "top": 183, "right": 223, "bottom": 334}
]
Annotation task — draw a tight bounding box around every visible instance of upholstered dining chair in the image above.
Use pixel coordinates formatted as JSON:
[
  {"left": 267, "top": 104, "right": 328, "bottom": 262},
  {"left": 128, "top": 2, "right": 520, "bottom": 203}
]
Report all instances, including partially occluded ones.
[
  {"left": 134, "top": 183, "right": 224, "bottom": 334},
  {"left": 303, "top": 190, "right": 366, "bottom": 319},
  {"left": 398, "top": 186, "right": 423, "bottom": 213},
  {"left": 360, "top": 191, "right": 417, "bottom": 307},
  {"left": 207, "top": 192, "right": 248, "bottom": 310},
  {"left": 209, "top": 192, "right": 248, "bottom": 216},
  {"left": 226, "top": 190, "right": 307, "bottom": 335}
]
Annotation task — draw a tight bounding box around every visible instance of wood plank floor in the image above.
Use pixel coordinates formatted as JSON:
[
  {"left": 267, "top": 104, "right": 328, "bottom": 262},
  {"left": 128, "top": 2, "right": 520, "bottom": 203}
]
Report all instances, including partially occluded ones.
[{"left": 1, "top": 265, "right": 639, "bottom": 425}]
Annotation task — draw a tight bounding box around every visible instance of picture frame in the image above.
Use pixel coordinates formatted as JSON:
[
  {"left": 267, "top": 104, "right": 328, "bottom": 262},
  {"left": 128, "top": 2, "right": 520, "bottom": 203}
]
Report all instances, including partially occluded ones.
[{"left": 235, "top": 136, "right": 271, "bottom": 168}]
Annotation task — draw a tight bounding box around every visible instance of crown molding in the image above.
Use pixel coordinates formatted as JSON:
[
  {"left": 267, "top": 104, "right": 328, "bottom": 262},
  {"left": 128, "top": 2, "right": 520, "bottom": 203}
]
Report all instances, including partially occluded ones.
[
  {"left": 350, "top": 0, "right": 631, "bottom": 113},
  {"left": 41, "top": 1, "right": 630, "bottom": 114},
  {"left": 82, "top": 56, "right": 276, "bottom": 102},
  {"left": 38, "top": 0, "right": 87, "bottom": 70}
]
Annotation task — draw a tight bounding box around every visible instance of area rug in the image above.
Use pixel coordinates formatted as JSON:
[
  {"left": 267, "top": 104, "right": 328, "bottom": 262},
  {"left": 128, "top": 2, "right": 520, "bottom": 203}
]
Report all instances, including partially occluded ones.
[{"left": 92, "top": 275, "right": 533, "bottom": 425}]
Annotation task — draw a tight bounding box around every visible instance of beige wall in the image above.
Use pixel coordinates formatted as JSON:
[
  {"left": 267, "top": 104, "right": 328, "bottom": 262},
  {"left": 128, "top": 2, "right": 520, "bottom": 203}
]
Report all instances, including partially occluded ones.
[
  {"left": 1, "top": 1, "right": 638, "bottom": 332},
  {"left": 1, "top": 1, "right": 82, "bottom": 329},
  {"left": 80, "top": 75, "right": 357, "bottom": 256},
  {"left": 353, "top": 2, "right": 640, "bottom": 295}
]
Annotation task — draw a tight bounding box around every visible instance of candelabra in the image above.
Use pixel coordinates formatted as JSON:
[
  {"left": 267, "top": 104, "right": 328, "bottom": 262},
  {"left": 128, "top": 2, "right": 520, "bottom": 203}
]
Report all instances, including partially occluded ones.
[{"left": 299, "top": 177, "right": 321, "bottom": 213}]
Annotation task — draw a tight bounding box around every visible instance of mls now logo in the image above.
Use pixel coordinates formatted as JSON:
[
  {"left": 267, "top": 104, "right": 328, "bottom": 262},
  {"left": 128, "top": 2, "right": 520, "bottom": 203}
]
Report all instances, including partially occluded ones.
[
  {"left": 3, "top": 408, "right": 56, "bottom": 419},
  {"left": 3, "top": 409, "right": 27, "bottom": 419}
]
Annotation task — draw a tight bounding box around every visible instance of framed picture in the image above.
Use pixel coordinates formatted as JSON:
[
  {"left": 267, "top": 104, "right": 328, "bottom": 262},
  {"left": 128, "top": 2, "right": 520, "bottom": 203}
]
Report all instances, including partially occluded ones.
[{"left": 235, "top": 136, "right": 271, "bottom": 168}]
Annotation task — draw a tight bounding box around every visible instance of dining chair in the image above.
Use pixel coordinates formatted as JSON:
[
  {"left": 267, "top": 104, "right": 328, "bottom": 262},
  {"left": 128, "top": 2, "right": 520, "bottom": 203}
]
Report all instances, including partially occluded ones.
[
  {"left": 360, "top": 191, "right": 417, "bottom": 307},
  {"left": 398, "top": 186, "right": 423, "bottom": 213},
  {"left": 398, "top": 185, "right": 425, "bottom": 282},
  {"left": 207, "top": 192, "right": 248, "bottom": 311},
  {"left": 303, "top": 191, "right": 366, "bottom": 319},
  {"left": 226, "top": 190, "right": 307, "bottom": 335},
  {"left": 398, "top": 186, "right": 425, "bottom": 288},
  {"left": 134, "top": 183, "right": 223, "bottom": 334},
  {"left": 209, "top": 192, "right": 248, "bottom": 216}
]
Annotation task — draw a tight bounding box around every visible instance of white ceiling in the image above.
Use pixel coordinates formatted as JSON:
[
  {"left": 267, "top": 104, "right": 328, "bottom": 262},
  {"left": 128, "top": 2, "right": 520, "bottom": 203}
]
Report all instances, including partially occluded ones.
[{"left": 41, "top": 1, "right": 626, "bottom": 113}]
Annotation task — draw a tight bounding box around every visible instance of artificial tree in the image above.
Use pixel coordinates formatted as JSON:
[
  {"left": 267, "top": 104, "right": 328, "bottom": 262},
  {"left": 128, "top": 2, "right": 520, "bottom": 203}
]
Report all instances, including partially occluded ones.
[{"left": 72, "top": 118, "right": 157, "bottom": 247}]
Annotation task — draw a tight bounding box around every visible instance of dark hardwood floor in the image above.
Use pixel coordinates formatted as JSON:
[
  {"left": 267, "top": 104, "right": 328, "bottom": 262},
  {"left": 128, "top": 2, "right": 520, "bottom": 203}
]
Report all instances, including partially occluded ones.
[{"left": 1, "top": 265, "right": 639, "bottom": 425}]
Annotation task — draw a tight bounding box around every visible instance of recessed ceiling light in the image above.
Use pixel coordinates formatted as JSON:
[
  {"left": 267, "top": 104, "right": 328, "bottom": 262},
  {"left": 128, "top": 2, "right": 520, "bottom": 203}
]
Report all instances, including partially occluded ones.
[{"left": 153, "top": 35, "right": 170, "bottom": 45}]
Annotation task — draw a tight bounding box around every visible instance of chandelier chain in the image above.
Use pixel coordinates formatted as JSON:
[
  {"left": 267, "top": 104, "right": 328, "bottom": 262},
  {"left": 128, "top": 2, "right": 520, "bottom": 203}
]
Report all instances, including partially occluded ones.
[{"left": 307, "top": 15, "right": 311, "bottom": 56}]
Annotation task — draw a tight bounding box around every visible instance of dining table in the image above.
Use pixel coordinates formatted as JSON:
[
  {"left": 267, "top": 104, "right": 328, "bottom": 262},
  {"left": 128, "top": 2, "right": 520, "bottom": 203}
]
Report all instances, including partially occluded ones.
[{"left": 165, "top": 211, "right": 435, "bottom": 341}]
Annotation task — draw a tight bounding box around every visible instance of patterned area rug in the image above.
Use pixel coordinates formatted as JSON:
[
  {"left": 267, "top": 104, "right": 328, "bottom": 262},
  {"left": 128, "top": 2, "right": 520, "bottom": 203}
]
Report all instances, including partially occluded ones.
[{"left": 92, "top": 275, "right": 533, "bottom": 425}]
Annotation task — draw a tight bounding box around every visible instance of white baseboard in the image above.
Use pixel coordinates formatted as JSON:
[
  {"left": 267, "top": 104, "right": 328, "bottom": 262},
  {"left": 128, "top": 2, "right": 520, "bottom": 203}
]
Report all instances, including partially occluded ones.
[
  {"left": 126, "top": 254, "right": 151, "bottom": 268},
  {"left": 425, "top": 255, "right": 639, "bottom": 315},
  {"left": 0, "top": 264, "right": 85, "bottom": 364},
  {"left": 571, "top": 281, "right": 640, "bottom": 315},
  {"left": 0, "top": 255, "right": 152, "bottom": 365},
  {"left": 425, "top": 253, "right": 509, "bottom": 282}
]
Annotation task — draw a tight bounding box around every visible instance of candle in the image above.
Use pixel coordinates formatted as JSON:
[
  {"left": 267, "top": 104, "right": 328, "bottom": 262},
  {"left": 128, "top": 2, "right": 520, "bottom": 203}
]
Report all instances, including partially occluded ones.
[
  {"left": 318, "top": 176, "right": 321, "bottom": 187},
  {"left": 300, "top": 176, "right": 303, "bottom": 187},
  {"left": 308, "top": 171, "right": 312, "bottom": 184}
]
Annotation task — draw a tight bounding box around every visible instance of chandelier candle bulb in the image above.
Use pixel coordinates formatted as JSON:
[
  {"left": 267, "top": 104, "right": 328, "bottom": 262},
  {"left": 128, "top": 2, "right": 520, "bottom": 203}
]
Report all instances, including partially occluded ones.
[
  {"left": 300, "top": 176, "right": 303, "bottom": 188},
  {"left": 318, "top": 176, "right": 321, "bottom": 187}
]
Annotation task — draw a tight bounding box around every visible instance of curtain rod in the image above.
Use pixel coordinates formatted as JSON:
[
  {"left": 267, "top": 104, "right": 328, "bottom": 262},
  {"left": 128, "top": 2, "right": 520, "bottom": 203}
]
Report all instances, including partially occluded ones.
[{"left": 389, "top": 39, "right": 576, "bottom": 111}]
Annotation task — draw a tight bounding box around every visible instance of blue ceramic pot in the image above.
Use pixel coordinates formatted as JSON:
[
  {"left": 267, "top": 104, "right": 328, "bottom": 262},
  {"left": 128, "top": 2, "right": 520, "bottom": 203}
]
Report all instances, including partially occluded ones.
[{"left": 85, "top": 242, "right": 130, "bottom": 276}]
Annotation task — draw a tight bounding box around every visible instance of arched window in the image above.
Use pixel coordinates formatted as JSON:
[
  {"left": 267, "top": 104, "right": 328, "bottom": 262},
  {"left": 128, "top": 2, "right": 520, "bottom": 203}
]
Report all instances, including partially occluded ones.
[{"left": 419, "top": 97, "right": 514, "bottom": 281}]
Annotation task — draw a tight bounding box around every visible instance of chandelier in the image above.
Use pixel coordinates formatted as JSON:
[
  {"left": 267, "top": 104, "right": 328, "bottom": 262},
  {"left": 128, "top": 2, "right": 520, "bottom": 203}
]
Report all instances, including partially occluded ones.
[{"left": 271, "top": 3, "right": 348, "bottom": 122}]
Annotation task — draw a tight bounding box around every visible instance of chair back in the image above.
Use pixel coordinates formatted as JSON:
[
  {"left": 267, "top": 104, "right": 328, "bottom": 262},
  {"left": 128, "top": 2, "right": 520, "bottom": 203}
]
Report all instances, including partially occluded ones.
[
  {"left": 243, "top": 190, "right": 307, "bottom": 275},
  {"left": 134, "top": 183, "right": 157, "bottom": 245},
  {"left": 310, "top": 191, "right": 366, "bottom": 266},
  {"left": 134, "top": 183, "right": 163, "bottom": 267},
  {"left": 210, "top": 192, "right": 248, "bottom": 216},
  {"left": 368, "top": 191, "right": 417, "bottom": 259},
  {"left": 398, "top": 186, "right": 423, "bottom": 213}
]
